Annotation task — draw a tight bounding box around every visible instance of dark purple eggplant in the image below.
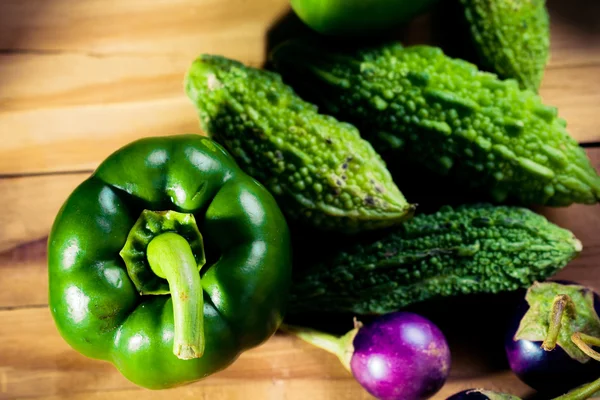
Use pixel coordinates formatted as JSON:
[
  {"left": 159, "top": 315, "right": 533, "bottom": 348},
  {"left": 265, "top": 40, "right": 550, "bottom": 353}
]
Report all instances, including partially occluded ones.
[
  {"left": 446, "top": 381, "right": 600, "bottom": 400},
  {"left": 282, "top": 312, "right": 451, "bottom": 400},
  {"left": 446, "top": 389, "right": 520, "bottom": 399},
  {"left": 505, "top": 281, "right": 600, "bottom": 396}
]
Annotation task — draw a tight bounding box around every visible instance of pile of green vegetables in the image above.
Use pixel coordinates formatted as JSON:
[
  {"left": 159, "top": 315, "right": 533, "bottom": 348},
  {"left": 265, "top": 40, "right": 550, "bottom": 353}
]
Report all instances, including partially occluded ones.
[{"left": 47, "top": 0, "right": 600, "bottom": 399}]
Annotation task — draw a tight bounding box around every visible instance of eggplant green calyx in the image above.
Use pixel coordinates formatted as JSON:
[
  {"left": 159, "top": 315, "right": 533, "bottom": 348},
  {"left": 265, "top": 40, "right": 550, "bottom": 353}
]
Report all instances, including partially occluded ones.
[
  {"left": 279, "top": 320, "right": 361, "bottom": 371},
  {"left": 120, "top": 210, "right": 206, "bottom": 359},
  {"left": 515, "top": 282, "right": 600, "bottom": 363}
]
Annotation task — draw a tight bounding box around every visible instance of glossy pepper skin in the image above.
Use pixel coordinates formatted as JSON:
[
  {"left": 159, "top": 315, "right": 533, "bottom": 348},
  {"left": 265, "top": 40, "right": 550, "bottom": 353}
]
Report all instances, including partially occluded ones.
[
  {"left": 48, "top": 135, "right": 292, "bottom": 389},
  {"left": 290, "top": 0, "right": 440, "bottom": 36}
]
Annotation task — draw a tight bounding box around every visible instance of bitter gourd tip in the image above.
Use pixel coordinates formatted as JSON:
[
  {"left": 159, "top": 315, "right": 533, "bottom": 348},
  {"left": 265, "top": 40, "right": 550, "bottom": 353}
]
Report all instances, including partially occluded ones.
[
  {"left": 184, "top": 53, "right": 415, "bottom": 233},
  {"left": 574, "top": 238, "right": 583, "bottom": 253}
]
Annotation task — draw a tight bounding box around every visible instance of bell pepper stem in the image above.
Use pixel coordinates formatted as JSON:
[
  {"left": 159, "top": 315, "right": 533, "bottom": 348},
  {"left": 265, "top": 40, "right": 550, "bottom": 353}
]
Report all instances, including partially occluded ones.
[
  {"left": 147, "top": 232, "right": 204, "bottom": 360},
  {"left": 542, "top": 294, "right": 576, "bottom": 351},
  {"left": 279, "top": 320, "right": 362, "bottom": 372}
]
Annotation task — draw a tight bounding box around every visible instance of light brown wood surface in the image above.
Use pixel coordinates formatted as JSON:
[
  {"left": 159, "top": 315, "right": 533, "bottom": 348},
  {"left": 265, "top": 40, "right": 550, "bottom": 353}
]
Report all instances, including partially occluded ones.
[{"left": 1, "top": 0, "right": 599, "bottom": 399}]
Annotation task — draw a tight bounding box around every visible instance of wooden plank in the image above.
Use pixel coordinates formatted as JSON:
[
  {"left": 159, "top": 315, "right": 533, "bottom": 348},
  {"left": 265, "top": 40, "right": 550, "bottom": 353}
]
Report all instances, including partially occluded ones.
[
  {"left": 541, "top": 201, "right": 600, "bottom": 288},
  {"left": 539, "top": 65, "right": 600, "bottom": 144},
  {"left": 546, "top": 1, "right": 600, "bottom": 68},
  {"left": 1, "top": 0, "right": 597, "bottom": 66},
  {"left": 27, "top": 381, "right": 373, "bottom": 400},
  {"left": 0, "top": 307, "right": 533, "bottom": 399},
  {"left": 0, "top": 307, "right": 353, "bottom": 399},
  {"left": 0, "top": 173, "right": 87, "bottom": 253},
  {"left": 0, "top": 98, "right": 200, "bottom": 176},
  {"left": 0, "top": 239, "right": 47, "bottom": 308},
  {"left": 0, "top": 58, "right": 599, "bottom": 175},
  {"left": 0, "top": 52, "right": 201, "bottom": 175},
  {"left": 0, "top": 0, "right": 289, "bottom": 61},
  {"left": 1, "top": 374, "right": 533, "bottom": 400},
  {"left": 1, "top": 150, "right": 598, "bottom": 309},
  {"left": 0, "top": 173, "right": 87, "bottom": 308},
  {"left": 0, "top": 1, "right": 598, "bottom": 398},
  {"left": 0, "top": 1, "right": 599, "bottom": 175},
  {"left": 0, "top": 53, "right": 191, "bottom": 113}
]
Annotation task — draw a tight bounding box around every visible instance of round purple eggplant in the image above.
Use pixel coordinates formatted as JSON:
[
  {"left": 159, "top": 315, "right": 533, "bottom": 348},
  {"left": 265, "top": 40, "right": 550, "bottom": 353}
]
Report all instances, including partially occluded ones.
[
  {"left": 351, "top": 312, "right": 451, "bottom": 400},
  {"left": 505, "top": 281, "right": 600, "bottom": 396},
  {"left": 282, "top": 312, "right": 451, "bottom": 400}
]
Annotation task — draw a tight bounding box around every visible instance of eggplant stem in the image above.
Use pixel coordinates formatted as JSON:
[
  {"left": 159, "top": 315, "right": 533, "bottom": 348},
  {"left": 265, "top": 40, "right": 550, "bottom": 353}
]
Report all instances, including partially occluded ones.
[
  {"left": 551, "top": 333, "right": 600, "bottom": 400},
  {"left": 552, "top": 375, "right": 600, "bottom": 400},
  {"left": 571, "top": 332, "right": 600, "bottom": 362},
  {"left": 279, "top": 324, "right": 358, "bottom": 372},
  {"left": 542, "top": 294, "right": 576, "bottom": 351}
]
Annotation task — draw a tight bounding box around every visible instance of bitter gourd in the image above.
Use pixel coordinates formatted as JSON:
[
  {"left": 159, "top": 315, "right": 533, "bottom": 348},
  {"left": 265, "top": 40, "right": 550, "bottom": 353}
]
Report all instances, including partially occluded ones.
[
  {"left": 288, "top": 204, "right": 582, "bottom": 315},
  {"left": 459, "top": 0, "right": 550, "bottom": 92},
  {"left": 185, "top": 55, "right": 414, "bottom": 233},
  {"left": 271, "top": 41, "right": 600, "bottom": 207}
]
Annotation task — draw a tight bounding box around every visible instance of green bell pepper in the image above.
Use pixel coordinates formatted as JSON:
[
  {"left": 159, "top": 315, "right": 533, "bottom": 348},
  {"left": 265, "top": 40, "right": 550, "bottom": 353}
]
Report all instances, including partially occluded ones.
[
  {"left": 290, "top": 0, "right": 441, "bottom": 36},
  {"left": 48, "top": 135, "right": 292, "bottom": 389}
]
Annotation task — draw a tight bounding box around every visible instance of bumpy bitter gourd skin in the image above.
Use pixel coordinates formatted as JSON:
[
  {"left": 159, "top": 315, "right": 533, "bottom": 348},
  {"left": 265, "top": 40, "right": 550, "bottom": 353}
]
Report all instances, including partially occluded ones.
[
  {"left": 185, "top": 55, "right": 414, "bottom": 233},
  {"left": 289, "top": 204, "right": 582, "bottom": 315},
  {"left": 460, "top": 0, "right": 550, "bottom": 92},
  {"left": 271, "top": 41, "right": 600, "bottom": 207}
]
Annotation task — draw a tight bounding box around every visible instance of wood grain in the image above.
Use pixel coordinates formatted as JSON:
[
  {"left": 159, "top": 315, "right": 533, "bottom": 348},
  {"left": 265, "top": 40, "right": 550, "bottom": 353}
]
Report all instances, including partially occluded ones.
[
  {"left": 0, "top": 172, "right": 86, "bottom": 308},
  {"left": 0, "top": 307, "right": 532, "bottom": 400},
  {"left": 1, "top": 0, "right": 597, "bottom": 64},
  {"left": 538, "top": 65, "right": 600, "bottom": 144},
  {"left": 0, "top": 0, "right": 288, "bottom": 60},
  {"left": 1, "top": 60, "right": 598, "bottom": 175},
  {"left": 1, "top": 0, "right": 599, "bottom": 399},
  {"left": 1, "top": 1, "right": 600, "bottom": 175},
  {"left": 0, "top": 173, "right": 86, "bottom": 253},
  {"left": 1, "top": 374, "right": 530, "bottom": 400}
]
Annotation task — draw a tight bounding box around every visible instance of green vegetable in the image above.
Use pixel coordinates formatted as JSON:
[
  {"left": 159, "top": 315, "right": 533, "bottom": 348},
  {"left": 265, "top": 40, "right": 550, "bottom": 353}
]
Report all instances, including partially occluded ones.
[
  {"left": 288, "top": 204, "right": 582, "bottom": 315},
  {"left": 515, "top": 282, "right": 600, "bottom": 364},
  {"left": 185, "top": 55, "right": 414, "bottom": 233},
  {"left": 48, "top": 135, "right": 292, "bottom": 389},
  {"left": 290, "top": 0, "right": 440, "bottom": 36},
  {"left": 271, "top": 41, "right": 600, "bottom": 207},
  {"left": 460, "top": 0, "right": 550, "bottom": 92}
]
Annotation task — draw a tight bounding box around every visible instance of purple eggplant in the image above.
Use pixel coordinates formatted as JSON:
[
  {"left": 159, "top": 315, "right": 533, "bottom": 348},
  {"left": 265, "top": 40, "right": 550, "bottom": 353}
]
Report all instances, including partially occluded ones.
[
  {"left": 446, "top": 379, "right": 600, "bottom": 400},
  {"left": 446, "top": 389, "right": 520, "bottom": 399},
  {"left": 446, "top": 376, "right": 600, "bottom": 400},
  {"left": 282, "top": 312, "right": 451, "bottom": 400},
  {"left": 505, "top": 281, "right": 600, "bottom": 396}
]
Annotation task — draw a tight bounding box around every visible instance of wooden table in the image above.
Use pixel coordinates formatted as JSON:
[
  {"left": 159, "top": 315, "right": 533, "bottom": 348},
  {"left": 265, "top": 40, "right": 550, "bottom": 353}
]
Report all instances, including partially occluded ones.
[{"left": 1, "top": 0, "right": 599, "bottom": 398}]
